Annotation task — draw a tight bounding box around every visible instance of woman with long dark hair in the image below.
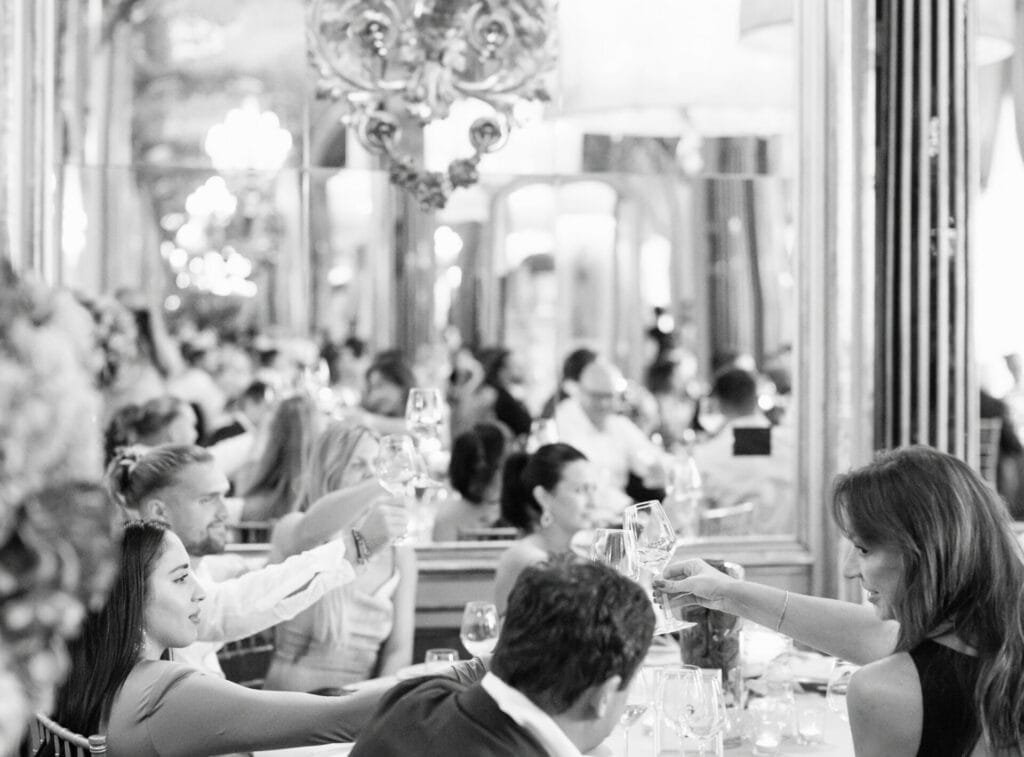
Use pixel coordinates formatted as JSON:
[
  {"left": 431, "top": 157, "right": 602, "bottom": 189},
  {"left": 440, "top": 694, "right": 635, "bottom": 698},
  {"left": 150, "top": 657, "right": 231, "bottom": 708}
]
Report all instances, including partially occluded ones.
[
  {"left": 492, "top": 442, "right": 595, "bottom": 615},
  {"left": 658, "top": 446, "right": 1024, "bottom": 756},
  {"left": 55, "top": 520, "right": 401, "bottom": 755},
  {"left": 432, "top": 423, "right": 508, "bottom": 542}
]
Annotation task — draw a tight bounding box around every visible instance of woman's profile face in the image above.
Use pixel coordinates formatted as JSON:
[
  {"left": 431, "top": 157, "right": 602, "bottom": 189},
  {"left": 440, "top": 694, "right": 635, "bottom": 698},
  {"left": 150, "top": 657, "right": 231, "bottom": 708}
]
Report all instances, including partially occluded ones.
[
  {"left": 843, "top": 535, "right": 903, "bottom": 621},
  {"left": 545, "top": 459, "right": 597, "bottom": 533},
  {"left": 341, "top": 434, "right": 379, "bottom": 488},
  {"left": 143, "top": 532, "right": 205, "bottom": 654}
]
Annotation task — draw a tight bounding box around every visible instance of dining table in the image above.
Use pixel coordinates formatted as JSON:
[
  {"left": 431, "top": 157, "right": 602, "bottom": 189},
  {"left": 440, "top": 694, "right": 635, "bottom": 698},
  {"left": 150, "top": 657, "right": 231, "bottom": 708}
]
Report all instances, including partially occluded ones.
[{"left": 253, "top": 664, "right": 854, "bottom": 757}]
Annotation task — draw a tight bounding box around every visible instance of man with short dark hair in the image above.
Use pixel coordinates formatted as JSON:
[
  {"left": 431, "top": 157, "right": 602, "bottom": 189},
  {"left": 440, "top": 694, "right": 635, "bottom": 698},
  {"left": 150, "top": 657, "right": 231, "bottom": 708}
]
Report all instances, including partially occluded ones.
[
  {"left": 692, "top": 367, "right": 796, "bottom": 534},
  {"left": 350, "top": 561, "right": 655, "bottom": 756}
]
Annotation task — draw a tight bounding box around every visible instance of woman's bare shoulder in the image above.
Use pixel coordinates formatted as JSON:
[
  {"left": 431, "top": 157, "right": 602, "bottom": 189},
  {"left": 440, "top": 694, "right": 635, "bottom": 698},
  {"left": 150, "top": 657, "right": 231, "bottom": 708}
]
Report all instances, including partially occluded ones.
[{"left": 847, "top": 652, "right": 922, "bottom": 757}]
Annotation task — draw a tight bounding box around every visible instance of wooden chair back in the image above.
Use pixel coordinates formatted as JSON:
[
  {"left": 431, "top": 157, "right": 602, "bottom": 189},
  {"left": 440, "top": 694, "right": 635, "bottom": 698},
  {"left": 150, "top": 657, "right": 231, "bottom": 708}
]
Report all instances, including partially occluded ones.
[{"left": 32, "top": 712, "right": 106, "bottom": 756}]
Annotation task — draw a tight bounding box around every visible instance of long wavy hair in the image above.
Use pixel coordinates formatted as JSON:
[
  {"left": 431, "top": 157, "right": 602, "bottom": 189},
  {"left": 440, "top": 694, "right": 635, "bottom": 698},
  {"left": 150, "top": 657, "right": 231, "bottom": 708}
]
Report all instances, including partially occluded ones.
[
  {"left": 832, "top": 445, "right": 1024, "bottom": 749},
  {"left": 449, "top": 423, "right": 508, "bottom": 505},
  {"left": 500, "top": 443, "right": 587, "bottom": 533},
  {"left": 294, "top": 422, "right": 377, "bottom": 513},
  {"left": 55, "top": 520, "right": 169, "bottom": 734},
  {"left": 242, "top": 395, "right": 319, "bottom": 519}
]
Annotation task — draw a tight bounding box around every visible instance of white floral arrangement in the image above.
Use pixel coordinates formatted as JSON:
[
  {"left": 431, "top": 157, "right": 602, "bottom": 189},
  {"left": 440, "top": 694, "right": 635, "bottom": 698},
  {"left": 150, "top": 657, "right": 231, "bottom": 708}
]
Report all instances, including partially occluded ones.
[{"left": 0, "top": 260, "right": 113, "bottom": 753}]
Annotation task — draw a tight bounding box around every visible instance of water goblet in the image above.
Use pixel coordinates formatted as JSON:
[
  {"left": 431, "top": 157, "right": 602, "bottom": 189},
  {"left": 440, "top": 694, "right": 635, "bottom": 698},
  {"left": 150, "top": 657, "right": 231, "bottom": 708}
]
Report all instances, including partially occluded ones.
[
  {"left": 460, "top": 601, "right": 500, "bottom": 658},
  {"left": 589, "top": 528, "right": 638, "bottom": 580}
]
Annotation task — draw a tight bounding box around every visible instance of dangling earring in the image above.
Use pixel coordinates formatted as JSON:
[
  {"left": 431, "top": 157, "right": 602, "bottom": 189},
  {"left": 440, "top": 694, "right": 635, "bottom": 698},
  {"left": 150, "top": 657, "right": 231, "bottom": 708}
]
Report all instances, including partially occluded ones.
[{"left": 539, "top": 510, "right": 553, "bottom": 528}]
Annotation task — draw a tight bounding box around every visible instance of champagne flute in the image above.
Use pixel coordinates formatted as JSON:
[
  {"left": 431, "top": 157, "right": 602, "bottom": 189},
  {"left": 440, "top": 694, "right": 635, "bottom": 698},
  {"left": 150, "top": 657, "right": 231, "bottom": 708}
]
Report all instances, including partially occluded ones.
[
  {"left": 826, "top": 659, "right": 859, "bottom": 721},
  {"left": 619, "top": 665, "right": 652, "bottom": 757},
  {"left": 590, "top": 528, "right": 638, "bottom": 580},
  {"left": 460, "top": 601, "right": 500, "bottom": 658},
  {"left": 623, "top": 500, "right": 692, "bottom": 634},
  {"left": 374, "top": 434, "right": 418, "bottom": 543}
]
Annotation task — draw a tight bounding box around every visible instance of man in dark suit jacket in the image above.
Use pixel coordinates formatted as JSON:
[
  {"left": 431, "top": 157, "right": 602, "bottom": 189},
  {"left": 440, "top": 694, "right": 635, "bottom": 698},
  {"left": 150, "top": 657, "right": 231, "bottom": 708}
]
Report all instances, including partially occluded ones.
[{"left": 350, "top": 561, "right": 655, "bottom": 756}]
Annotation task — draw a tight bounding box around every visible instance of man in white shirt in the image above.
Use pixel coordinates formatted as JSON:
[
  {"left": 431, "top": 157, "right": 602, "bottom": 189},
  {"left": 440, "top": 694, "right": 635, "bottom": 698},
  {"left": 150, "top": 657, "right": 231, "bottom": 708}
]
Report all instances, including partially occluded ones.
[
  {"left": 554, "top": 359, "right": 670, "bottom": 522},
  {"left": 109, "top": 444, "right": 406, "bottom": 675},
  {"left": 350, "top": 560, "right": 655, "bottom": 757},
  {"left": 691, "top": 367, "right": 796, "bottom": 534}
]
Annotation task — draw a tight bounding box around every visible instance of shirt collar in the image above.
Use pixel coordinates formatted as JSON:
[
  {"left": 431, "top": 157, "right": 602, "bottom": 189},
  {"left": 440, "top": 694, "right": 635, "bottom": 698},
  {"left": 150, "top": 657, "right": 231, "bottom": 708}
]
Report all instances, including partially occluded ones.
[{"left": 480, "top": 672, "right": 584, "bottom": 757}]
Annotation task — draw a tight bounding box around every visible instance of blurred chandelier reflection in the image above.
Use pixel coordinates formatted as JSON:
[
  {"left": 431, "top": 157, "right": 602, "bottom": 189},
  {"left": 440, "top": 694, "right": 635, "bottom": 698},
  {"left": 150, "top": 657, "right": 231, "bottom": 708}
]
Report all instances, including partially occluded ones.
[
  {"left": 204, "top": 97, "right": 293, "bottom": 173},
  {"left": 307, "top": 0, "right": 557, "bottom": 209}
]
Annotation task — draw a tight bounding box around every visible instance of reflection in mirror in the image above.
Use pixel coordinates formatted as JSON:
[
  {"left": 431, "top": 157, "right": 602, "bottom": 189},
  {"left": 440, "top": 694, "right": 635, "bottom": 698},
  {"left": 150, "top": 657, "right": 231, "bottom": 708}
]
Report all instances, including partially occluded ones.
[{"left": 52, "top": 0, "right": 802, "bottom": 543}]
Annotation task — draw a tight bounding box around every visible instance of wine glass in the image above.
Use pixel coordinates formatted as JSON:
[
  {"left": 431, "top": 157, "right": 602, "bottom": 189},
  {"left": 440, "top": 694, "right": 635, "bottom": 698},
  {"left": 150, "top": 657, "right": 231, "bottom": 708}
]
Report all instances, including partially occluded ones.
[
  {"left": 405, "top": 388, "right": 443, "bottom": 445},
  {"left": 374, "top": 434, "right": 418, "bottom": 542},
  {"left": 623, "top": 500, "right": 691, "bottom": 634},
  {"left": 589, "top": 528, "right": 638, "bottom": 580},
  {"left": 659, "top": 666, "right": 726, "bottom": 757},
  {"left": 460, "top": 601, "right": 500, "bottom": 658},
  {"left": 825, "top": 659, "right": 859, "bottom": 721},
  {"left": 618, "top": 665, "right": 652, "bottom": 757}
]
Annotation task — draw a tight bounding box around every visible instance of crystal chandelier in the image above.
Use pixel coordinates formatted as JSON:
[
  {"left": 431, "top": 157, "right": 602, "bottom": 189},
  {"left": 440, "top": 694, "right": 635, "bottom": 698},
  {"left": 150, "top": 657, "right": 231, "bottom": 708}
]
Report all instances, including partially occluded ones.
[{"left": 307, "top": 0, "right": 557, "bottom": 210}]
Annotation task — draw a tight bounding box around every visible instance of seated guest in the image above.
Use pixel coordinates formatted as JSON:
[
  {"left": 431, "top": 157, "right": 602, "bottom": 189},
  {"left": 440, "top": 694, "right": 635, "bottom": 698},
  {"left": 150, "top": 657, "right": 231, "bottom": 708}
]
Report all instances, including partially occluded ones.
[
  {"left": 433, "top": 423, "right": 508, "bottom": 542},
  {"left": 690, "top": 367, "right": 795, "bottom": 534},
  {"left": 539, "top": 347, "right": 597, "bottom": 419},
  {"left": 658, "top": 446, "right": 1024, "bottom": 756},
  {"left": 264, "top": 422, "right": 416, "bottom": 691},
  {"left": 478, "top": 346, "right": 533, "bottom": 439},
  {"left": 106, "top": 444, "right": 406, "bottom": 677},
  {"left": 205, "top": 379, "right": 275, "bottom": 446},
  {"left": 104, "top": 395, "right": 198, "bottom": 464},
  {"left": 554, "top": 359, "right": 670, "bottom": 522},
  {"left": 54, "top": 520, "right": 411, "bottom": 756},
  {"left": 239, "top": 395, "right": 321, "bottom": 521},
  {"left": 363, "top": 350, "right": 415, "bottom": 418},
  {"left": 493, "top": 444, "right": 595, "bottom": 616},
  {"left": 351, "top": 560, "right": 655, "bottom": 757}
]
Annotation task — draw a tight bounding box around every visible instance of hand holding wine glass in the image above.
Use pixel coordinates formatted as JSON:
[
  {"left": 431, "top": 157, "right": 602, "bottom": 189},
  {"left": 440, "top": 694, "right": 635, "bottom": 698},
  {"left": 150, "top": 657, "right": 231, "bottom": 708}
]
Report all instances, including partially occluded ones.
[
  {"left": 623, "top": 500, "right": 691, "bottom": 634},
  {"left": 460, "top": 601, "right": 500, "bottom": 659},
  {"left": 374, "top": 434, "right": 418, "bottom": 542}
]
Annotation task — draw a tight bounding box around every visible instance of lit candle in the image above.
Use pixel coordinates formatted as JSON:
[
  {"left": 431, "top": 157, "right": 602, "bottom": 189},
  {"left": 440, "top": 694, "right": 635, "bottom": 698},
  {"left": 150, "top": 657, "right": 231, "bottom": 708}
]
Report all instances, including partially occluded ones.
[{"left": 753, "top": 730, "right": 782, "bottom": 756}]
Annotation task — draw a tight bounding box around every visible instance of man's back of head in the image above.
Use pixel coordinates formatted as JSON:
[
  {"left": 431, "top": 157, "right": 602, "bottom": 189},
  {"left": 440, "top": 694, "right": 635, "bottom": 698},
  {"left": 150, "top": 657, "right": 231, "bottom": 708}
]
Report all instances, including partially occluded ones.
[
  {"left": 491, "top": 559, "right": 655, "bottom": 749},
  {"left": 710, "top": 367, "right": 759, "bottom": 418}
]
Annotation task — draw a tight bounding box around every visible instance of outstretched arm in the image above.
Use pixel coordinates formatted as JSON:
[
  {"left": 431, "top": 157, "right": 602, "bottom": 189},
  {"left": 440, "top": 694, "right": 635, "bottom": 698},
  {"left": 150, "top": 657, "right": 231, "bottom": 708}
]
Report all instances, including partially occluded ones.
[
  {"left": 140, "top": 665, "right": 393, "bottom": 756},
  {"left": 657, "top": 559, "right": 899, "bottom": 664}
]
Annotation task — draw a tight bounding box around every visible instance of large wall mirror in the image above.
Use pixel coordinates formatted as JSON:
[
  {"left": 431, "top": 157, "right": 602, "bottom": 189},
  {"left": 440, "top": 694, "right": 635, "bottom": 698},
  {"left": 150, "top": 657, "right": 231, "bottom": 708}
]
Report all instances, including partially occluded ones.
[{"left": 46, "top": 0, "right": 823, "bottom": 561}]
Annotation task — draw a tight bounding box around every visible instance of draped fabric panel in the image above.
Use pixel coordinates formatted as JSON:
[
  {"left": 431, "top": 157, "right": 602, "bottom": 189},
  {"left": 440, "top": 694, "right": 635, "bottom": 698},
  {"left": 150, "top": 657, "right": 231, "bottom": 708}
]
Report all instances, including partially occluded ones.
[{"left": 874, "top": 0, "right": 975, "bottom": 459}]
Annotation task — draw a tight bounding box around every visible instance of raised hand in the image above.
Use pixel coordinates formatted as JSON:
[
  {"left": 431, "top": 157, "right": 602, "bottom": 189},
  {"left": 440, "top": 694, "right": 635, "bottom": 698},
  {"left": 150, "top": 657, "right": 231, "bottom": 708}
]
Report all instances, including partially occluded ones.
[
  {"left": 654, "top": 558, "right": 737, "bottom": 614},
  {"left": 355, "top": 499, "right": 410, "bottom": 557}
]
